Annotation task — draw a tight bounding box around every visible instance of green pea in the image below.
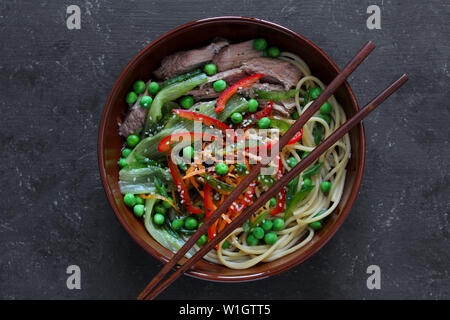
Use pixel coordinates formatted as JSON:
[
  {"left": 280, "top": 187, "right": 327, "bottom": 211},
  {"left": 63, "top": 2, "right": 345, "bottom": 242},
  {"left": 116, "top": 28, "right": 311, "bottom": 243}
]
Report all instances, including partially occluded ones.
[
  {"left": 155, "top": 204, "right": 167, "bottom": 215},
  {"left": 126, "top": 92, "right": 138, "bottom": 104},
  {"left": 213, "top": 79, "right": 226, "bottom": 92},
  {"left": 196, "top": 234, "right": 207, "bottom": 246},
  {"left": 183, "top": 146, "right": 194, "bottom": 160},
  {"left": 267, "top": 46, "right": 280, "bottom": 58},
  {"left": 262, "top": 50, "right": 268, "bottom": 57},
  {"left": 318, "top": 114, "right": 331, "bottom": 124},
  {"left": 222, "top": 240, "right": 230, "bottom": 249},
  {"left": 148, "top": 82, "right": 160, "bottom": 95},
  {"left": 301, "top": 152, "right": 310, "bottom": 159},
  {"left": 264, "top": 232, "right": 278, "bottom": 245},
  {"left": 309, "top": 221, "right": 322, "bottom": 230},
  {"left": 162, "top": 197, "right": 173, "bottom": 209},
  {"left": 287, "top": 157, "right": 298, "bottom": 168},
  {"left": 184, "top": 217, "right": 198, "bottom": 230},
  {"left": 261, "top": 219, "right": 273, "bottom": 232},
  {"left": 303, "top": 178, "right": 312, "bottom": 187},
  {"left": 127, "top": 134, "right": 140, "bottom": 147},
  {"left": 272, "top": 218, "right": 285, "bottom": 231},
  {"left": 133, "top": 204, "right": 145, "bottom": 218},
  {"left": 139, "top": 95, "right": 153, "bottom": 108},
  {"left": 247, "top": 99, "right": 259, "bottom": 112},
  {"left": 320, "top": 102, "right": 332, "bottom": 114},
  {"left": 135, "top": 196, "right": 144, "bottom": 205},
  {"left": 253, "top": 227, "right": 265, "bottom": 240},
  {"left": 257, "top": 174, "right": 275, "bottom": 187},
  {"left": 171, "top": 218, "right": 184, "bottom": 231},
  {"left": 269, "top": 197, "right": 277, "bottom": 207},
  {"left": 234, "top": 163, "right": 247, "bottom": 175},
  {"left": 133, "top": 80, "right": 146, "bottom": 94},
  {"left": 178, "top": 162, "right": 188, "bottom": 171},
  {"left": 215, "top": 163, "right": 229, "bottom": 176},
  {"left": 311, "top": 87, "right": 323, "bottom": 99},
  {"left": 123, "top": 193, "right": 136, "bottom": 207},
  {"left": 320, "top": 181, "right": 332, "bottom": 193},
  {"left": 246, "top": 234, "right": 259, "bottom": 246},
  {"left": 180, "top": 96, "right": 194, "bottom": 109},
  {"left": 292, "top": 111, "right": 300, "bottom": 120},
  {"left": 122, "top": 148, "right": 132, "bottom": 158},
  {"left": 153, "top": 213, "right": 165, "bottom": 225},
  {"left": 258, "top": 117, "right": 271, "bottom": 129},
  {"left": 204, "top": 63, "right": 217, "bottom": 76},
  {"left": 118, "top": 158, "right": 127, "bottom": 168},
  {"left": 231, "top": 112, "right": 243, "bottom": 124},
  {"left": 253, "top": 38, "right": 268, "bottom": 51}
]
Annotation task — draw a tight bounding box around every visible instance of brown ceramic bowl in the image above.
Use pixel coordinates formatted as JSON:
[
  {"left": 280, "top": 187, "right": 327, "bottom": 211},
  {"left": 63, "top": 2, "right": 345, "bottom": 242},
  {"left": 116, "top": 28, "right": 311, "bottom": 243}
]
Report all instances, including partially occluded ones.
[{"left": 98, "top": 16, "right": 365, "bottom": 282}]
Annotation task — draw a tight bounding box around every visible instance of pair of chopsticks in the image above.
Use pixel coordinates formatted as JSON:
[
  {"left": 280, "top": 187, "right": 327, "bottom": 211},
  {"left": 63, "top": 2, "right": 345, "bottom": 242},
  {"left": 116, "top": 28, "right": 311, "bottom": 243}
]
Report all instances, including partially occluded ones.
[{"left": 137, "top": 41, "right": 408, "bottom": 300}]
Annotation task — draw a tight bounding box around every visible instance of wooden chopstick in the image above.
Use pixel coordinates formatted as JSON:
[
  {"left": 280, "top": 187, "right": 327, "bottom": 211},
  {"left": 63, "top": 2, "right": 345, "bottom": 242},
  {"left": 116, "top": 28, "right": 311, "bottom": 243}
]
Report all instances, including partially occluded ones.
[{"left": 137, "top": 41, "right": 376, "bottom": 300}]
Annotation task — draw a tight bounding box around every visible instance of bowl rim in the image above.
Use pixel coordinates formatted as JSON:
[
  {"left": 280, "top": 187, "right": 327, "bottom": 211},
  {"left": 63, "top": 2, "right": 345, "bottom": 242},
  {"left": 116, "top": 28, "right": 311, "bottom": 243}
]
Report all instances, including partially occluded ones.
[{"left": 98, "top": 16, "right": 366, "bottom": 282}]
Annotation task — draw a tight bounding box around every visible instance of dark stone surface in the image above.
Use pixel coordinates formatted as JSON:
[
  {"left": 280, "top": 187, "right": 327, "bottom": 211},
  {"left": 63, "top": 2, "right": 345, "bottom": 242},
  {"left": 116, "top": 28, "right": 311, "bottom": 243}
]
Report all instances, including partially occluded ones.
[{"left": 0, "top": 0, "right": 448, "bottom": 300}]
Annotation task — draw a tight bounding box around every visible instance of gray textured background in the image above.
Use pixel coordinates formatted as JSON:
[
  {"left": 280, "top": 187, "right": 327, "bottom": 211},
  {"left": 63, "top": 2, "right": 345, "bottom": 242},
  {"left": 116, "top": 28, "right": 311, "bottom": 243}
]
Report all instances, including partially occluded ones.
[{"left": 0, "top": 0, "right": 449, "bottom": 300}]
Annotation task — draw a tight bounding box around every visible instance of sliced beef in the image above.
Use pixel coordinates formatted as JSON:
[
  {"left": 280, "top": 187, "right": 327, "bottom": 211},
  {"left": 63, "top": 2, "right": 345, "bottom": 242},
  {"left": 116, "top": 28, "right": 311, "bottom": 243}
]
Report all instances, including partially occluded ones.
[
  {"left": 241, "top": 57, "right": 302, "bottom": 89},
  {"left": 272, "top": 99, "right": 297, "bottom": 117},
  {"left": 154, "top": 40, "right": 229, "bottom": 79},
  {"left": 212, "top": 40, "right": 262, "bottom": 72},
  {"left": 120, "top": 107, "right": 147, "bottom": 137},
  {"left": 189, "top": 68, "right": 247, "bottom": 100}
]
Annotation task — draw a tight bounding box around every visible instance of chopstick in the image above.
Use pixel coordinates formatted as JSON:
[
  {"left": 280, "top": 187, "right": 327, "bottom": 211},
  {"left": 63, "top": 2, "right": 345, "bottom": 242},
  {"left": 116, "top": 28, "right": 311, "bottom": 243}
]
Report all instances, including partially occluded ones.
[{"left": 138, "top": 41, "right": 376, "bottom": 300}]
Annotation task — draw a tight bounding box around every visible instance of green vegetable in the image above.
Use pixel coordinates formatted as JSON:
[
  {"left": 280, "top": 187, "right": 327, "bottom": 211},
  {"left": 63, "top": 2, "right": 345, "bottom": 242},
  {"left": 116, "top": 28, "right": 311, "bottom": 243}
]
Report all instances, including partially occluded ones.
[
  {"left": 215, "top": 163, "right": 229, "bottom": 176},
  {"left": 161, "top": 69, "right": 202, "bottom": 89},
  {"left": 253, "top": 38, "right": 268, "bottom": 51},
  {"left": 127, "top": 134, "right": 140, "bottom": 147},
  {"left": 269, "top": 197, "right": 277, "bottom": 207},
  {"left": 133, "top": 80, "right": 146, "bottom": 94},
  {"left": 292, "top": 111, "right": 300, "bottom": 120},
  {"left": 144, "top": 73, "right": 208, "bottom": 128},
  {"left": 196, "top": 234, "right": 207, "bottom": 246},
  {"left": 153, "top": 176, "right": 169, "bottom": 197},
  {"left": 140, "top": 96, "right": 153, "bottom": 108},
  {"left": 246, "top": 234, "right": 259, "bottom": 246},
  {"left": 286, "top": 176, "right": 299, "bottom": 207},
  {"left": 202, "top": 174, "right": 236, "bottom": 192},
  {"left": 313, "top": 124, "right": 324, "bottom": 146},
  {"left": 264, "top": 232, "right": 278, "bottom": 245},
  {"left": 301, "top": 152, "right": 310, "bottom": 159},
  {"left": 267, "top": 46, "right": 280, "bottom": 57},
  {"left": 261, "top": 219, "right": 273, "bottom": 232},
  {"left": 258, "top": 117, "right": 271, "bottom": 129},
  {"left": 122, "top": 148, "right": 132, "bottom": 158},
  {"left": 204, "top": 63, "right": 217, "bottom": 76},
  {"left": 287, "top": 157, "right": 298, "bottom": 168},
  {"left": 318, "top": 113, "right": 331, "bottom": 124},
  {"left": 184, "top": 217, "right": 198, "bottom": 230},
  {"left": 302, "top": 87, "right": 311, "bottom": 107},
  {"left": 135, "top": 196, "right": 144, "bottom": 205},
  {"left": 126, "top": 92, "right": 138, "bottom": 104},
  {"left": 303, "top": 178, "right": 312, "bottom": 187},
  {"left": 233, "top": 163, "right": 248, "bottom": 175},
  {"left": 183, "top": 146, "right": 194, "bottom": 159},
  {"left": 171, "top": 218, "right": 184, "bottom": 231},
  {"left": 284, "top": 184, "right": 314, "bottom": 219},
  {"left": 269, "top": 118, "right": 290, "bottom": 133},
  {"left": 153, "top": 213, "right": 165, "bottom": 225},
  {"left": 303, "top": 162, "right": 323, "bottom": 178},
  {"left": 253, "top": 227, "right": 265, "bottom": 240},
  {"left": 310, "top": 87, "right": 322, "bottom": 99},
  {"left": 248, "top": 99, "right": 259, "bottom": 112},
  {"left": 254, "top": 89, "right": 298, "bottom": 101},
  {"left": 258, "top": 174, "right": 276, "bottom": 187},
  {"left": 180, "top": 96, "right": 194, "bottom": 109},
  {"left": 120, "top": 165, "right": 172, "bottom": 185},
  {"left": 118, "top": 158, "right": 127, "bottom": 168},
  {"left": 309, "top": 221, "right": 322, "bottom": 230},
  {"left": 222, "top": 240, "right": 230, "bottom": 249},
  {"left": 162, "top": 197, "right": 173, "bottom": 209},
  {"left": 231, "top": 112, "right": 243, "bottom": 123},
  {"left": 155, "top": 204, "right": 167, "bottom": 215},
  {"left": 133, "top": 204, "right": 145, "bottom": 217},
  {"left": 123, "top": 193, "right": 136, "bottom": 207},
  {"left": 320, "top": 102, "right": 332, "bottom": 114},
  {"left": 272, "top": 218, "right": 285, "bottom": 231},
  {"left": 320, "top": 181, "right": 332, "bottom": 193},
  {"left": 213, "top": 79, "right": 226, "bottom": 92},
  {"left": 148, "top": 82, "right": 160, "bottom": 95}
]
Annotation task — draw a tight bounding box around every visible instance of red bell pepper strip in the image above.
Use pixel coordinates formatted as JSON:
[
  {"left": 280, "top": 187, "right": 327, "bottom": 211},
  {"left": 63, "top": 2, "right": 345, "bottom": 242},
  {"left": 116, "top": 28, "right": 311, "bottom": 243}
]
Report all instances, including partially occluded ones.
[
  {"left": 215, "top": 74, "right": 264, "bottom": 113},
  {"left": 203, "top": 183, "right": 217, "bottom": 240},
  {"left": 173, "top": 109, "right": 232, "bottom": 132},
  {"left": 270, "top": 154, "right": 286, "bottom": 216},
  {"left": 229, "top": 181, "right": 257, "bottom": 214},
  {"left": 287, "top": 129, "right": 303, "bottom": 145},
  {"left": 166, "top": 152, "right": 203, "bottom": 214},
  {"left": 158, "top": 131, "right": 220, "bottom": 153}
]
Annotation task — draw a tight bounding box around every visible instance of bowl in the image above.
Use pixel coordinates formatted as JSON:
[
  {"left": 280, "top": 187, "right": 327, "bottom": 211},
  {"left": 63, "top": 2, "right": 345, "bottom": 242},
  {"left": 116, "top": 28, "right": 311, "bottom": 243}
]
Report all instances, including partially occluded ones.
[{"left": 98, "top": 16, "right": 365, "bottom": 282}]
